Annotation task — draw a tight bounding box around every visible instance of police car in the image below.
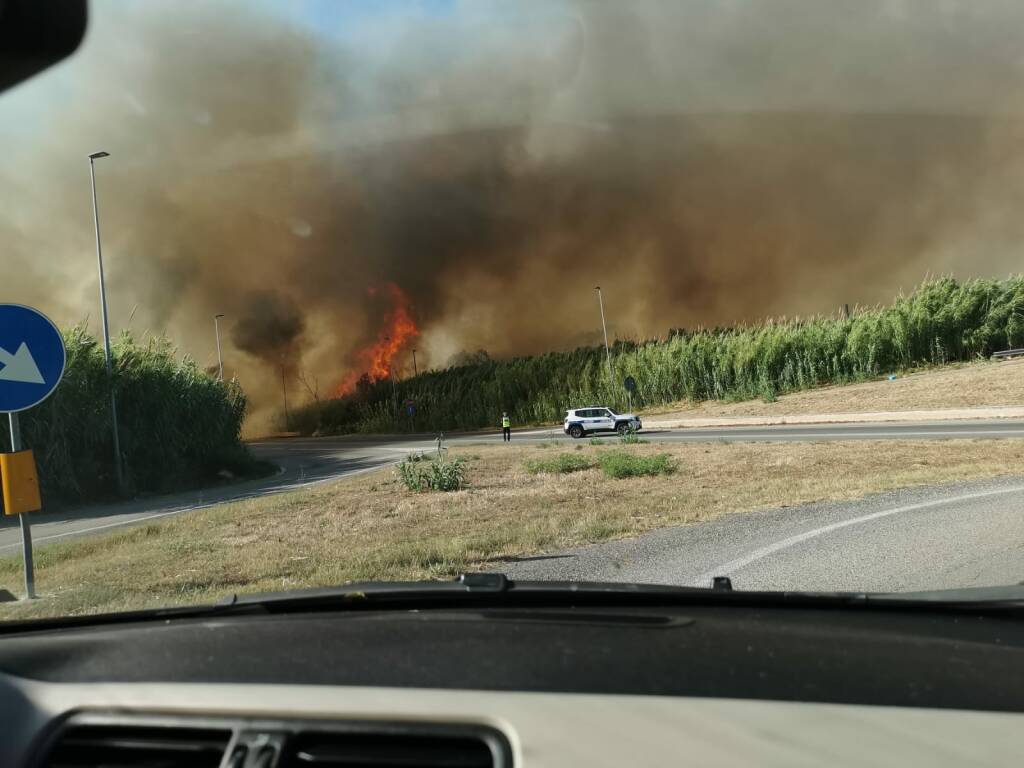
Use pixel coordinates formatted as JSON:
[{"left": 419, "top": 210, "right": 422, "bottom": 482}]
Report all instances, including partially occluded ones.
[{"left": 563, "top": 406, "right": 643, "bottom": 438}]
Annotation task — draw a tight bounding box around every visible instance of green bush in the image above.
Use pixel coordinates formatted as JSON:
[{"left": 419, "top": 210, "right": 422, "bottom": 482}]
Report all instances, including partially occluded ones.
[
  {"left": 525, "top": 453, "right": 596, "bottom": 475},
  {"left": 397, "top": 454, "right": 429, "bottom": 490},
  {"left": 397, "top": 456, "right": 466, "bottom": 491},
  {"left": 598, "top": 451, "right": 675, "bottom": 479},
  {"left": 0, "top": 327, "right": 258, "bottom": 505},
  {"left": 292, "top": 276, "right": 1024, "bottom": 435}
]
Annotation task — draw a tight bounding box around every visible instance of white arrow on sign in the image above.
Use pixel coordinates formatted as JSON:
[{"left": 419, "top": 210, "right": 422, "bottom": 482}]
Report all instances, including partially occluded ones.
[{"left": 0, "top": 342, "right": 45, "bottom": 384}]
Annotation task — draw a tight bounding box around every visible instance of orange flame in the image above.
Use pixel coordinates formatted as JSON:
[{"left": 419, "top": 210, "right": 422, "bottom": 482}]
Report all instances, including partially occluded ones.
[{"left": 335, "top": 283, "right": 419, "bottom": 397}]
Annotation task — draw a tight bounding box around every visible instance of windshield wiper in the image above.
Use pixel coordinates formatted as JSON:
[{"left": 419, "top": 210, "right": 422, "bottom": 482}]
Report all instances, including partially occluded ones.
[
  {"left": 211, "top": 572, "right": 870, "bottom": 613},
  {"left": 4, "top": 575, "right": 1024, "bottom": 634},
  {"left": 867, "top": 583, "right": 1024, "bottom": 609},
  {"left": 214, "top": 575, "right": 1024, "bottom": 619},
  {"left": 0, "top": 573, "right": 861, "bottom": 633}
]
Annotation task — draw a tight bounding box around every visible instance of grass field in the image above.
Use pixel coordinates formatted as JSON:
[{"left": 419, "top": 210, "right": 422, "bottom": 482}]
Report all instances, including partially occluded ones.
[
  {"left": 644, "top": 358, "right": 1024, "bottom": 420},
  {"left": 2, "top": 438, "right": 1024, "bottom": 621}
]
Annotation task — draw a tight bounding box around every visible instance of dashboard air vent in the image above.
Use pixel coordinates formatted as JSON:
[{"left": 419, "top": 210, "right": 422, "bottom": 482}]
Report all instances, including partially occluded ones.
[
  {"left": 283, "top": 731, "right": 497, "bottom": 768},
  {"left": 42, "top": 723, "right": 232, "bottom": 768}
]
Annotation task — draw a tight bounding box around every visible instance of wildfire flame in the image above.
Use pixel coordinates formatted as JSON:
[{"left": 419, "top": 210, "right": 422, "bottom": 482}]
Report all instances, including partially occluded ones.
[{"left": 335, "top": 282, "right": 420, "bottom": 397}]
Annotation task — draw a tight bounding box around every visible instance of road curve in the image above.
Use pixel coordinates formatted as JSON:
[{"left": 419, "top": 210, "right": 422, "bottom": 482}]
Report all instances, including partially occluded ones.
[
  {"left": 500, "top": 475, "right": 1024, "bottom": 592},
  {"left": 2, "top": 418, "right": 1024, "bottom": 554}
]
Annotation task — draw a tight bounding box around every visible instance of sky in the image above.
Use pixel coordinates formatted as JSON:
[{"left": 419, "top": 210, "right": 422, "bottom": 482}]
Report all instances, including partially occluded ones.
[{"left": 6, "top": 1, "right": 1024, "bottom": 430}]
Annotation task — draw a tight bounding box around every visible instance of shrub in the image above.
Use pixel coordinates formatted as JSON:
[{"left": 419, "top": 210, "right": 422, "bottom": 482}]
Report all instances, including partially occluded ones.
[
  {"left": 397, "top": 455, "right": 466, "bottom": 491},
  {"left": 525, "top": 454, "right": 595, "bottom": 475},
  {"left": 397, "top": 455, "right": 427, "bottom": 491},
  {"left": 425, "top": 458, "right": 467, "bottom": 491},
  {"left": 0, "top": 326, "right": 256, "bottom": 505},
  {"left": 598, "top": 451, "right": 675, "bottom": 479}
]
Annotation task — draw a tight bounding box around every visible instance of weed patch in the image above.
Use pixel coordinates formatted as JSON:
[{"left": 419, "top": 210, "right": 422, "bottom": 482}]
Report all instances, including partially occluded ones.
[
  {"left": 525, "top": 454, "right": 596, "bottom": 475},
  {"left": 598, "top": 451, "right": 675, "bottom": 479}
]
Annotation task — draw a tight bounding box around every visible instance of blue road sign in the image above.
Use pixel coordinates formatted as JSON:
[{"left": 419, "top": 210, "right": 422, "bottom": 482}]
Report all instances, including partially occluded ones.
[{"left": 0, "top": 304, "right": 67, "bottom": 413}]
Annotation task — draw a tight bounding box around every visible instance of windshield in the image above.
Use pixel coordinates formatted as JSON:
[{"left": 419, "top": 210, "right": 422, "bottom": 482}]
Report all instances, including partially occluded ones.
[{"left": 2, "top": 0, "right": 1024, "bottom": 620}]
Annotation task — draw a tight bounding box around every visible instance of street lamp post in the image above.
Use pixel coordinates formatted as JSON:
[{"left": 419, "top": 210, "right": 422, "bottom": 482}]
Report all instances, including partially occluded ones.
[
  {"left": 281, "top": 364, "right": 291, "bottom": 432},
  {"left": 88, "top": 151, "right": 124, "bottom": 493},
  {"left": 595, "top": 286, "right": 613, "bottom": 386},
  {"left": 214, "top": 314, "right": 225, "bottom": 380}
]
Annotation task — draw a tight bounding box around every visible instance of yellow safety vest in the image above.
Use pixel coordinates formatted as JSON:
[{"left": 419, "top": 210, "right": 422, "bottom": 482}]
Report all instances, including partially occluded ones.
[{"left": 502, "top": 416, "right": 511, "bottom": 428}]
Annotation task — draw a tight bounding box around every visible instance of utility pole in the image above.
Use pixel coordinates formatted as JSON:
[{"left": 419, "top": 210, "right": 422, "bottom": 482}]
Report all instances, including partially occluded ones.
[
  {"left": 412, "top": 348, "right": 418, "bottom": 377},
  {"left": 214, "top": 314, "right": 225, "bottom": 380},
  {"left": 385, "top": 336, "right": 398, "bottom": 402},
  {"left": 281, "top": 364, "right": 290, "bottom": 432},
  {"left": 595, "top": 286, "right": 613, "bottom": 385},
  {"left": 88, "top": 150, "right": 124, "bottom": 494}
]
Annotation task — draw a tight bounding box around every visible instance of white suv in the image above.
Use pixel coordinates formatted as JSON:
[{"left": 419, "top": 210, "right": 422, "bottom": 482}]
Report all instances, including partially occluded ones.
[{"left": 563, "top": 407, "right": 642, "bottom": 439}]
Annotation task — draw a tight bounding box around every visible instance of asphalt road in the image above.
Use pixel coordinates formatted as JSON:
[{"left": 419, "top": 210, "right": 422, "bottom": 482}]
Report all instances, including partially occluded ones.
[
  {"left": 3, "top": 418, "right": 1024, "bottom": 560},
  {"left": 501, "top": 475, "right": 1024, "bottom": 592}
]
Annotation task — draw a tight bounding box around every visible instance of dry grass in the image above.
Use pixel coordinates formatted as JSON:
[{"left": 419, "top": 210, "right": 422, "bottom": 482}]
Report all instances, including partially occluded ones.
[
  {"left": 2, "top": 439, "right": 1024, "bottom": 620},
  {"left": 643, "top": 359, "right": 1024, "bottom": 419}
]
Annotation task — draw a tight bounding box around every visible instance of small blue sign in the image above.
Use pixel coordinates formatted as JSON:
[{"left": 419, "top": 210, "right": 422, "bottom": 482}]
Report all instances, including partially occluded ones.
[{"left": 0, "top": 304, "right": 67, "bottom": 413}]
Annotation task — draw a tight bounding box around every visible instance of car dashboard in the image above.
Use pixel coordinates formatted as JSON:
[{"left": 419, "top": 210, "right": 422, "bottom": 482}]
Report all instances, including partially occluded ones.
[{"left": 2, "top": 599, "right": 1023, "bottom": 766}]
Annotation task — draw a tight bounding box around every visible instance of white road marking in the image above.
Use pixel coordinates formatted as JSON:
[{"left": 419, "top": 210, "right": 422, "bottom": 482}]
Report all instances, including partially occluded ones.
[
  {"left": 0, "top": 461, "right": 400, "bottom": 552},
  {"left": 692, "top": 484, "right": 1024, "bottom": 586},
  {"left": 0, "top": 507, "right": 193, "bottom": 552}
]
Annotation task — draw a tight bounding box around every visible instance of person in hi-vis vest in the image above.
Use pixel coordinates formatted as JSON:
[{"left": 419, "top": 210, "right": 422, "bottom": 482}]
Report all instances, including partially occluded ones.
[{"left": 501, "top": 412, "right": 511, "bottom": 442}]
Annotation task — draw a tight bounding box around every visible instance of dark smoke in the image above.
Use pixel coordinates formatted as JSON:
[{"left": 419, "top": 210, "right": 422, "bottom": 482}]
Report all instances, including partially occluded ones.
[
  {"left": 231, "top": 291, "right": 305, "bottom": 371},
  {"left": 5, "top": 1, "right": 1024, "bottom": 430}
]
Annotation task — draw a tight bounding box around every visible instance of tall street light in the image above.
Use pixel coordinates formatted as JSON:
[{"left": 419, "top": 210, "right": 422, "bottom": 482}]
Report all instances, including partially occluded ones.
[
  {"left": 595, "top": 286, "right": 613, "bottom": 386},
  {"left": 280, "top": 360, "right": 291, "bottom": 432},
  {"left": 214, "top": 314, "right": 225, "bottom": 380},
  {"left": 89, "top": 150, "right": 124, "bottom": 493}
]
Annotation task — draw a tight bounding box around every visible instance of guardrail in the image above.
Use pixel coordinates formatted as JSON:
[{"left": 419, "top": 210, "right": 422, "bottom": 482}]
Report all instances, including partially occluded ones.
[{"left": 991, "top": 348, "right": 1024, "bottom": 360}]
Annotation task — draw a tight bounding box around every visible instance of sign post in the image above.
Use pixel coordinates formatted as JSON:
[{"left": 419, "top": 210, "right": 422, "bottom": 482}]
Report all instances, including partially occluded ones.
[
  {"left": 0, "top": 304, "right": 67, "bottom": 600},
  {"left": 6, "top": 413, "right": 34, "bottom": 598}
]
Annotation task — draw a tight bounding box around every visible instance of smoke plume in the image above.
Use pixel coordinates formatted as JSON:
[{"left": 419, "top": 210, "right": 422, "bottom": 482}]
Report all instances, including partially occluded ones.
[
  {"left": 4, "top": 1, "right": 1024, "bottom": 430},
  {"left": 231, "top": 291, "right": 305, "bottom": 373}
]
